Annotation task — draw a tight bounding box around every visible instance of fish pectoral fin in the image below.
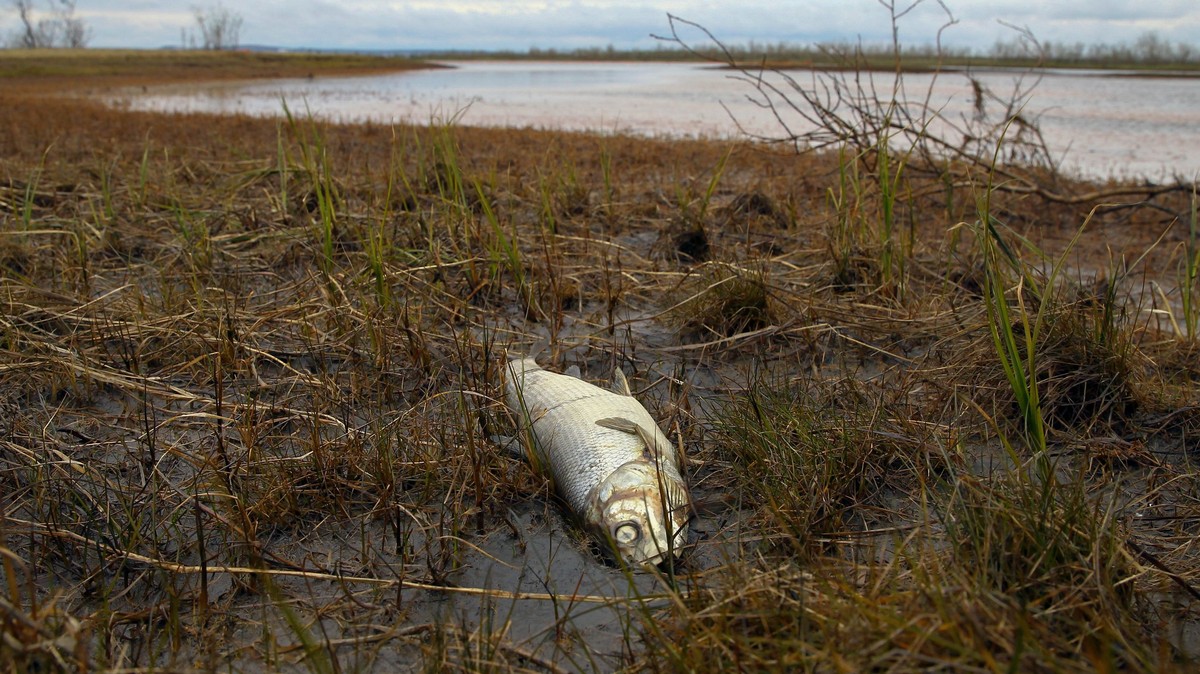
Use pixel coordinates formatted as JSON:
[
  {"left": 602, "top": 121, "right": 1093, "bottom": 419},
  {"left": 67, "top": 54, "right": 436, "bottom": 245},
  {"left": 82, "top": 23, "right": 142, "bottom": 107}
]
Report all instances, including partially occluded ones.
[
  {"left": 487, "top": 432, "right": 524, "bottom": 458},
  {"left": 595, "top": 416, "right": 639, "bottom": 434},
  {"left": 611, "top": 368, "right": 633, "bottom": 396},
  {"left": 490, "top": 430, "right": 551, "bottom": 474},
  {"left": 596, "top": 417, "right": 662, "bottom": 459},
  {"left": 528, "top": 336, "right": 550, "bottom": 362}
]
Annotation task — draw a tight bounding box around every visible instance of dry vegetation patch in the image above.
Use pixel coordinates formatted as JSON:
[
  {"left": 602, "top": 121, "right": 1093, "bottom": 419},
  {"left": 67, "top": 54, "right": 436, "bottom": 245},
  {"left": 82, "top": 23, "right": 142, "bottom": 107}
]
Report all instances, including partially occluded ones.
[{"left": 1, "top": 66, "right": 1198, "bottom": 673}]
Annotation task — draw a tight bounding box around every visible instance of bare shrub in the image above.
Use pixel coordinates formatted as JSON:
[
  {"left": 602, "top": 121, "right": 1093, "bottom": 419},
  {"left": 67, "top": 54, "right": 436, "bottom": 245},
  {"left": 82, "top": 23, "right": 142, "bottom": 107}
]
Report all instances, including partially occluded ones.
[
  {"left": 193, "top": 2, "right": 243, "bottom": 50},
  {"left": 7, "top": 0, "right": 90, "bottom": 48},
  {"left": 655, "top": 2, "right": 1059, "bottom": 179},
  {"left": 655, "top": 0, "right": 1195, "bottom": 220}
]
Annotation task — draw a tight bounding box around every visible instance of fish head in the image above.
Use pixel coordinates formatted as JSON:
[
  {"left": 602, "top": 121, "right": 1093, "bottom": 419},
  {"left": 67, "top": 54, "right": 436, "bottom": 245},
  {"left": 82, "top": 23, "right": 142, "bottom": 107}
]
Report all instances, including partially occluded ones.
[{"left": 586, "top": 461, "right": 689, "bottom": 566}]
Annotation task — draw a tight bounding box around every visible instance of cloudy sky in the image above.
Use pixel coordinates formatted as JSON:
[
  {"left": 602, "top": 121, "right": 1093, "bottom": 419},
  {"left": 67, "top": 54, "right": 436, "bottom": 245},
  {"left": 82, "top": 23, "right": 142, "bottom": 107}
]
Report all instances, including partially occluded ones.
[{"left": 4, "top": 1, "right": 1198, "bottom": 52}]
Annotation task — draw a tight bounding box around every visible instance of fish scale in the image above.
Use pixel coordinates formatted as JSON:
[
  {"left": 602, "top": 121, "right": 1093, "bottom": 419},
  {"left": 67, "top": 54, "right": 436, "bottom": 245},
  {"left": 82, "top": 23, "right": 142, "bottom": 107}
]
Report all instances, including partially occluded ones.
[{"left": 504, "top": 356, "right": 689, "bottom": 565}]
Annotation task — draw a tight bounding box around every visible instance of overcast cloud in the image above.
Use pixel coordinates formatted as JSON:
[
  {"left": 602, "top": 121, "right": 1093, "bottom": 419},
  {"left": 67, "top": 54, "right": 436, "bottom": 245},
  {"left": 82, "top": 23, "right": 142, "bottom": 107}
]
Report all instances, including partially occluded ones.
[{"left": 3, "top": 1, "right": 1197, "bottom": 52}]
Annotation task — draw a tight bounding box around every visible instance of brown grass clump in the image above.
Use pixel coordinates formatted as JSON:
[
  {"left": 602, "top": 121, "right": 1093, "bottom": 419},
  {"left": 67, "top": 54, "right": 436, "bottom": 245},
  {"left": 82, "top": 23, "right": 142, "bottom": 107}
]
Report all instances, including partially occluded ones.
[
  {"left": 0, "top": 589, "right": 88, "bottom": 674},
  {"left": 1035, "top": 310, "right": 1141, "bottom": 432},
  {"left": 668, "top": 262, "right": 779, "bottom": 340},
  {"left": 970, "top": 299, "right": 1144, "bottom": 435},
  {"left": 710, "top": 377, "right": 928, "bottom": 554}
]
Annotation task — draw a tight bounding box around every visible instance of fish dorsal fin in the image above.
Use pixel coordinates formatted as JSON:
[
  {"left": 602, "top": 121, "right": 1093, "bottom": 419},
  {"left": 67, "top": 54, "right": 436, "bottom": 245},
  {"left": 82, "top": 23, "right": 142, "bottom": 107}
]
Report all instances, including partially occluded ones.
[
  {"left": 611, "top": 368, "right": 632, "bottom": 396},
  {"left": 527, "top": 337, "right": 550, "bottom": 362},
  {"left": 596, "top": 416, "right": 661, "bottom": 459},
  {"left": 564, "top": 364, "right": 581, "bottom": 379}
]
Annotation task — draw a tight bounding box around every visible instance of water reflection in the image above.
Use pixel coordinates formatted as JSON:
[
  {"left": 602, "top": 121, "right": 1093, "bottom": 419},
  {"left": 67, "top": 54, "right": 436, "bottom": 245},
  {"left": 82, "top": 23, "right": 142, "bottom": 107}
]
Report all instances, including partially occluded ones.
[{"left": 107, "top": 60, "right": 1200, "bottom": 181}]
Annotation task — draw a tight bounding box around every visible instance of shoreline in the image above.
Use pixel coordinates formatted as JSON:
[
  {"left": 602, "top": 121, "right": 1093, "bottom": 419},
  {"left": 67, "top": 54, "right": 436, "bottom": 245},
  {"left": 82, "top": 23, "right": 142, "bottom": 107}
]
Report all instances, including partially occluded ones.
[
  {"left": 6, "top": 47, "right": 1198, "bottom": 90},
  {"left": 0, "top": 48, "right": 443, "bottom": 95}
]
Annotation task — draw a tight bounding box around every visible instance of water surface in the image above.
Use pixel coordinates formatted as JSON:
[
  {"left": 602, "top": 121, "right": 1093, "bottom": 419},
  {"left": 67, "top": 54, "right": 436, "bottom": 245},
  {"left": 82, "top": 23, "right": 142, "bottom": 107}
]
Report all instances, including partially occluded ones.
[{"left": 108, "top": 60, "right": 1200, "bottom": 181}]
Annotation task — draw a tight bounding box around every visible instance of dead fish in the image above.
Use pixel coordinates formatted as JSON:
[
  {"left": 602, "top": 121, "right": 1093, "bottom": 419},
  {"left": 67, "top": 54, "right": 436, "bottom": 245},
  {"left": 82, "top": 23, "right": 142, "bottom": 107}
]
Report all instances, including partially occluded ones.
[{"left": 502, "top": 354, "right": 689, "bottom": 566}]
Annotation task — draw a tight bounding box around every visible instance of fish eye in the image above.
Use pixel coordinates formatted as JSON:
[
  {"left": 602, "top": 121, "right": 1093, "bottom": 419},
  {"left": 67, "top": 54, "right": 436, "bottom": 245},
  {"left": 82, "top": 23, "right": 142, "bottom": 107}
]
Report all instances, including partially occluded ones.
[{"left": 613, "top": 521, "right": 641, "bottom": 544}]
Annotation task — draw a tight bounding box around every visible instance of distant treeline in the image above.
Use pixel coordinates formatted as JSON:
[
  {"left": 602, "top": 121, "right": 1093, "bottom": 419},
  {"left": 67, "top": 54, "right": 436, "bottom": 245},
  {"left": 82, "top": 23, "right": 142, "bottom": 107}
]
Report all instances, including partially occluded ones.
[
  {"left": 436, "top": 31, "right": 1200, "bottom": 71},
  {"left": 988, "top": 31, "right": 1198, "bottom": 66}
]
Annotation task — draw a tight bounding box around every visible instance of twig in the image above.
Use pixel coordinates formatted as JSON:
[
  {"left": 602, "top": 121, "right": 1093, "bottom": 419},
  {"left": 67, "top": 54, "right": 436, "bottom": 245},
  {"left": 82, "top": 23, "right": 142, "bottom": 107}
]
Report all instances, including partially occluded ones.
[
  {"left": 1125, "top": 537, "right": 1200, "bottom": 603},
  {"left": 10, "top": 519, "right": 669, "bottom": 607}
]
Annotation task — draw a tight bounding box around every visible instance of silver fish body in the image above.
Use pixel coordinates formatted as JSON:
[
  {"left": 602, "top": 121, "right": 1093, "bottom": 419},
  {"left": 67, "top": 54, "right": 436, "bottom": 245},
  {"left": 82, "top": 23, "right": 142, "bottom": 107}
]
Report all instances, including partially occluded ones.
[{"left": 504, "top": 356, "right": 689, "bottom": 565}]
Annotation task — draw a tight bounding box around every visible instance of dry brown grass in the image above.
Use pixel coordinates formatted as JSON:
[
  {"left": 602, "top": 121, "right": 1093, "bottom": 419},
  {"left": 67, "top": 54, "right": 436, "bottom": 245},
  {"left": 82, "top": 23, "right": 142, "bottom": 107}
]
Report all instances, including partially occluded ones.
[
  {"left": 1, "top": 55, "right": 1198, "bottom": 673},
  {"left": 0, "top": 48, "right": 436, "bottom": 95}
]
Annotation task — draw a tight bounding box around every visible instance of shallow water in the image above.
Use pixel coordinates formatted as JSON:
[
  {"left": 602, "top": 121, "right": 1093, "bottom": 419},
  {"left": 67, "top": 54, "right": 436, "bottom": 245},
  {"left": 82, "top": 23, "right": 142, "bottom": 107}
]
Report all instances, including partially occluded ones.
[{"left": 107, "top": 60, "right": 1200, "bottom": 182}]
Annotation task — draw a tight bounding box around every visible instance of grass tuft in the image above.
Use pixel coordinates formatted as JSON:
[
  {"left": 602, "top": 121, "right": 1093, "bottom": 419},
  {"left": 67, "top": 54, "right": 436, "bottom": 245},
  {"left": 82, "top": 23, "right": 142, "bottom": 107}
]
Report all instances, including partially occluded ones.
[
  {"left": 667, "top": 262, "right": 777, "bottom": 340},
  {"left": 711, "top": 377, "right": 920, "bottom": 553}
]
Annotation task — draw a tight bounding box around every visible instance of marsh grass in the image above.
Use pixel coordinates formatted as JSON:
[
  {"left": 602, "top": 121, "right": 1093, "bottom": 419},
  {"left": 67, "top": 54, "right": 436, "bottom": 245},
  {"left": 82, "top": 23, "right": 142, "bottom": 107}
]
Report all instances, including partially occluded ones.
[
  {"left": 282, "top": 102, "right": 342, "bottom": 280},
  {"left": 822, "top": 138, "right": 918, "bottom": 297},
  {"left": 1, "top": 56, "right": 1199, "bottom": 673},
  {"left": 666, "top": 262, "right": 777, "bottom": 341},
  {"left": 942, "top": 473, "right": 1143, "bottom": 650},
  {"left": 1178, "top": 187, "right": 1200, "bottom": 339},
  {"left": 970, "top": 199, "right": 1145, "bottom": 453},
  {"left": 711, "top": 376, "right": 922, "bottom": 554}
]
